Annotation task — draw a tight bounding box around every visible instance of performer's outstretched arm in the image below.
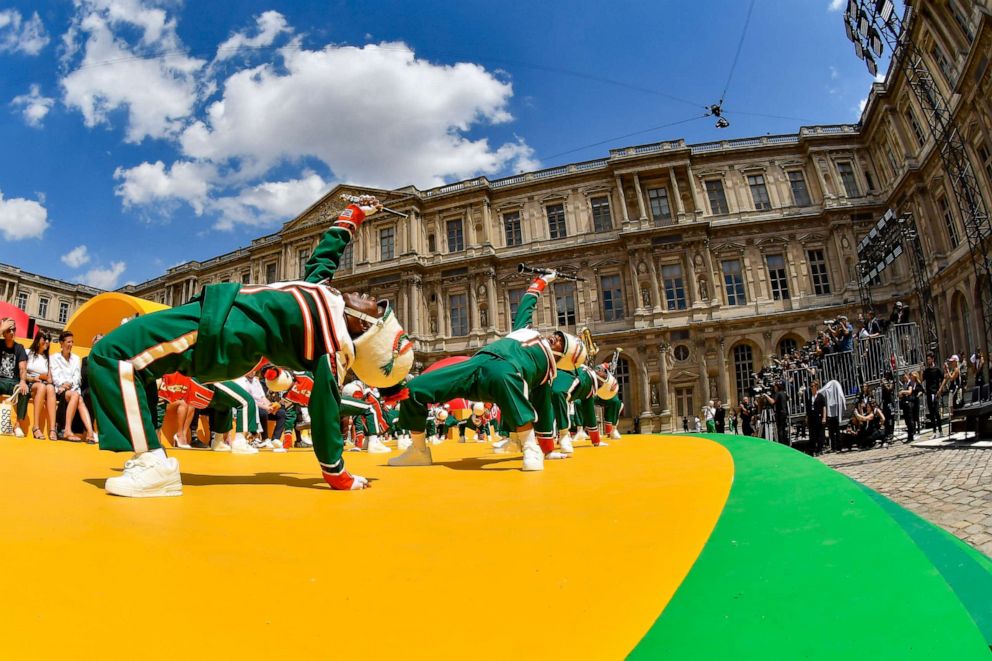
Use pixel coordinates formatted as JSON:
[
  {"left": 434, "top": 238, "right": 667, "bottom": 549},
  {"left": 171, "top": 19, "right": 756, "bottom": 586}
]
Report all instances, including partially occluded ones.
[
  {"left": 512, "top": 272, "right": 556, "bottom": 331},
  {"left": 303, "top": 197, "right": 382, "bottom": 283}
]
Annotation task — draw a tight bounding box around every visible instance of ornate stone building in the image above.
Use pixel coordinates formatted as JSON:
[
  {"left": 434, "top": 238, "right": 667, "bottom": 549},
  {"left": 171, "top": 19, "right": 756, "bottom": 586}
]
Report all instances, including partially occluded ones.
[{"left": 0, "top": 263, "right": 100, "bottom": 336}]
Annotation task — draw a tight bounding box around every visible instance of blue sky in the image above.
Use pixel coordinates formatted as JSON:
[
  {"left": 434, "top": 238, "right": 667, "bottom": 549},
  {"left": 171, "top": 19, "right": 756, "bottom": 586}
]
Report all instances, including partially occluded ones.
[{"left": 0, "top": 0, "right": 885, "bottom": 289}]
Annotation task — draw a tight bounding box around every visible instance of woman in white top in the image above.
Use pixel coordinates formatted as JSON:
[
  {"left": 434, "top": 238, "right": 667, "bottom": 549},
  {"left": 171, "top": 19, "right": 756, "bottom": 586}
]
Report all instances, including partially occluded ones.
[
  {"left": 25, "top": 331, "right": 57, "bottom": 440},
  {"left": 51, "top": 331, "right": 95, "bottom": 442}
]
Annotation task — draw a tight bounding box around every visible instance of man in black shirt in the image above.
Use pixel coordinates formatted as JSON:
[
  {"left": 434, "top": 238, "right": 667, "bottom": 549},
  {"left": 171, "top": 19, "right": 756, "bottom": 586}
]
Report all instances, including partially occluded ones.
[
  {"left": 714, "top": 399, "right": 726, "bottom": 433},
  {"left": 0, "top": 317, "right": 30, "bottom": 434},
  {"left": 765, "top": 382, "right": 789, "bottom": 445},
  {"left": 809, "top": 380, "right": 827, "bottom": 455},
  {"left": 921, "top": 353, "right": 944, "bottom": 436}
]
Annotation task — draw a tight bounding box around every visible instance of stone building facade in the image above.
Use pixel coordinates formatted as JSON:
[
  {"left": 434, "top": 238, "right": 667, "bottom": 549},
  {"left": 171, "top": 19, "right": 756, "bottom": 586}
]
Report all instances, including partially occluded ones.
[
  {"left": 0, "top": 263, "right": 100, "bottom": 337},
  {"left": 6, "top": 0, "right": 990, "bottom": 432}
]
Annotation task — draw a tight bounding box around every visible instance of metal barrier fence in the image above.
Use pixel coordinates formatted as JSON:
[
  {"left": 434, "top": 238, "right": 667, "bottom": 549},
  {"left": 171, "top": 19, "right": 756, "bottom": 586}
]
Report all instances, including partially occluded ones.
[
  {"left": 784, "top": 367, "right": 817, "bottom": 419},
  {"left": 819, "top": 350, "right": 860, "bottom": 396},
  {"left": 857, "top": 334, "right": 891, "bottom": 385},
  {"left": 888, "top": 323, "right": 924, "bottom": 373}
]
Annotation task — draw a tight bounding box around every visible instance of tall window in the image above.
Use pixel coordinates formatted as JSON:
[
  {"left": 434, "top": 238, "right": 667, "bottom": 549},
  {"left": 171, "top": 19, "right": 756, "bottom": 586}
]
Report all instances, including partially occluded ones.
[
  {"left": 16, "top": 292, "right": 27, "bottom": 310},
  {"left": 503, "top": 211, "right": 522, "bottom": 246},
  {"left": 836, "top": 162, "right": 860, "bottom": 198},
  {"left": 930, "top": 42, "right": 953, "bottom": 81},
  {"left": 340, "top": 243, "right": 353, "bottom": 270},
  {"left": 778, "top": 338, "right": 798, "bottom": 357},
  {"left": 546, "top": 203, "right": 567, "bottom": 239},
  {"left": 647, "top": 187, "right": 672, "bottom": 223},
  {"left": 265, "top": 263, "right": 277, "bottom": 284},
  {"left": 241, "top": 272, "right": 250, "bottom": 285},
  {"left": 297, "top": 248, "right": 309, "bottom": 279},
  {"left": 38, "top": 297, "right": 49, "bottom": 318},
  {"left": 58, "top": 301, "right": 70, "bottom": 324},
  {"left": 938, "top": 196, "right": 959, "bottom": 248},
  {"left": 978, "top": 142, "right": 992, "bottom": 185},
  {"left": 379, "top": 226, "right": 395, "bottom": 260},
  {"left": 766, "top": 254, "right": 791, "bottom": 300},
  {"left": 788, "top": 170, "right": 811, "bottom": 207},
  {"left": 864, "top": 169, "right": 876, "bottom": 192},
  {"left": 906, "top": 109, "right": 925, "bottom": 147},
  {"left": 590, "top": 196, "right": 613, "bottom": 232},
  {"left": 661, "top": 264, "right": 687, "bottom": 310},
  {"left": 705, "top": 179, "right": 729, "bottom": 215},
  {"left": 747, "top": 174, "right": 771, "bottom": 210},
  {"left": 807, "top": 249, "right": 831, "bottom": 295},
  {"left": 555, "top": 282, "right": 577, "bottom": 326},
  {"left": 615, "top": 357, "right": 631, "bottom": 412},
  {"left": 675, "top": 387, "right": 694, "bottom": 422},
  {"left": 449, "top": 293, "right": 468, "bottom": 336},
  {"left": 722, "top": 259, "right": 746, "bottom": 306},
  {"left": 600, "top": 274, "right": 625, "bottom": 321},
  {"left": 733, "top": 344, "right": 755, "bottom": 402},
  {"left": 508, "top": 288, "right": 525, "bottom": 322},
  {"left": 446, "top": 219, "right": 464, "bottom": 252}
]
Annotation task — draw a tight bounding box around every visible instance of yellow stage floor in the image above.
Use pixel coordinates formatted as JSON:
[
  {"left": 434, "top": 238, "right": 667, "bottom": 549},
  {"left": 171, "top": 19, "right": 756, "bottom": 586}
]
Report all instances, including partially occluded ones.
[{"left": 0, "top": 434, "right": 732, "bottom": 660}]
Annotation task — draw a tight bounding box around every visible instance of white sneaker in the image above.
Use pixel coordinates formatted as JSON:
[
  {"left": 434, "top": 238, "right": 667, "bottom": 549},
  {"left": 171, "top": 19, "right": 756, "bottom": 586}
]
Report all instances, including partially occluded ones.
[
  {"left": 610, "top": 429, "right": 621, "bottom": 440},
  {"left": 521, "top": 442, "right": 544, "bottom": 471},
  {"left": 593, "top": 441, "right": 610, "bottom": 448},
  {"left": 387, "top": 445, "right": 433, "bottom": 466},
  {"left": 398, "top": 436, "right": 413, "bottom": 450},
  {"left": 573, "top": 429, "right": 589, "bottom": 442},
  {"left": 559, "top": 434, "right": 574, "bottom": 454},
  {"left": 212, "top": 441, "right": 231, "bottom": 452},
  {"left": 105, "top": 452, "right": 182, "bottom": 498},
  {"left": 14, "top": 427, "right": 25, "bottom": 438},
  {"left": 430, "top": 435, "right": 444, "bottom": 445},
  {"left": 492, "top": 437, "right": 520, "bottom": 454},
  {"left": 231, "top": 435, "right": 258, "bottom": 455},
  {"left": 367, "top": 435, "right": 392, "bottom": 453},
  {"left": 544, "top": 451, "right": 570, "bottom": 460}
]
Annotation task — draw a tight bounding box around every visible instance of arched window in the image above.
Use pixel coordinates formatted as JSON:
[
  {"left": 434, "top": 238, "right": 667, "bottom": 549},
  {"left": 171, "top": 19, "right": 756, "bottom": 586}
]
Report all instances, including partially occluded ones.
[
  {"left": 733, "top": 344, "right": 754, "bottom": 402},
  {"left": 615, "top": 357, "right": 631, "bottom": 413},
  {"left": 778, "top": 337, "right": 798, "bottom": 357}
]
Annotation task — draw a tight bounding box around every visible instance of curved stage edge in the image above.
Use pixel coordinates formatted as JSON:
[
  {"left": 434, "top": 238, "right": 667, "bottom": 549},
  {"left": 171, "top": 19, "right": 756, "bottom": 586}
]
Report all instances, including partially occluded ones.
[{"left": 0, "top": 432, "right": 989, "bottom": 659}]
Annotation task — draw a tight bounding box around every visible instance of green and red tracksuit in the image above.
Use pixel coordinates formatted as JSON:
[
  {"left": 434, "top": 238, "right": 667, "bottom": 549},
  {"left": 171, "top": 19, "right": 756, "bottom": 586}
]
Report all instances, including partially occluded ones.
[
  {"left": 552, "top": 366, "right": 606, "bottom": 446},
  {"left": 158, "top": 373, "right": 258, "bottom": 436},
  {"left": 398, "top": 278, "right": 557, "bottom": 452},
  {"left": 89, "top": 205, "right": 370, "bottom": 489},
  {"left": 597, "top": 395, "right": 623, "bottom": 436}
]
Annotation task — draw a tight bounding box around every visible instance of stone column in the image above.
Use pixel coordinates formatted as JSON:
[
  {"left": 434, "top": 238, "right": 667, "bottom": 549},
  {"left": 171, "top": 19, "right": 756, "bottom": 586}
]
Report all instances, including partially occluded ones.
[
  {"left": 668, "top": 167, "right": 686, "bottom": 220},
  {"left": 685, "top": 165, "right": 706, "bottom": 216},
  {"left": 486, "top": 269, "right": 498, "bottom": 331},
  {"left": 482, "top": 201, "right": 494, "bottom": 246},
  {"left": 697, "top": 341, "right": 709, "bottom": 405},
  {"left": 685, "top": 251, "right": 700, "bottom": 305},
  {"left": 639, "top": 357, "right": 652, "bottom": 417},
  {"left": 628, "top": 254, "right": 644, "bottom": 313},
  {"left": 762, "top": 331, "right": 774, "bottom": 368},
  {"left": 717, "top": 338, "right": 730, "bottom": 402},
  {"left": 409, "top": 277, "right": 421, "bottom": 335},
  {"left": 658, "top": 343, "right": 671, "bottom": 412},
  {"left": 406, "top": 210, "right": 416, "bottom": 254},
  {"left": 645, "top": 253, "right": 663, "bottom": 312},
  {"left": 468, "top": 276, "right": 480, "bottom": 333},
  {"left": 615, "top": 175, "right": 630, "bottom": 223},
  {"left": 633, "top": 173, "right": 648, "bottom": 221},
  {"left": 701, "top": 240, "right": 717, "bottom": 305}
]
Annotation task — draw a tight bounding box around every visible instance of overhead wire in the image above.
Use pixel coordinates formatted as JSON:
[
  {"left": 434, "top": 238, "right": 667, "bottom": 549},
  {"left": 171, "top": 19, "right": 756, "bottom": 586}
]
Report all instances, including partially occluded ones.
[
  {"left": 538, "top": 114, "right": 710, "bottom": 164},
  {"left": 718, "top": 0, "right": 757, "bottom": 105}
]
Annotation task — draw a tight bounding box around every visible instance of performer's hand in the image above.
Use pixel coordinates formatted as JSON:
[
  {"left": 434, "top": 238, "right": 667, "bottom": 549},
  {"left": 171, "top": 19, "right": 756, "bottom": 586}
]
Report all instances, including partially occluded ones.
[
  {"left": 539, "top": 269, "right": 558, "bottom": 285},
  {"left": 355, "top": 195, "right": 383, "bottom": 218},
  {"left": 335, "top": 196, "right": 383, "bottom": 233}
]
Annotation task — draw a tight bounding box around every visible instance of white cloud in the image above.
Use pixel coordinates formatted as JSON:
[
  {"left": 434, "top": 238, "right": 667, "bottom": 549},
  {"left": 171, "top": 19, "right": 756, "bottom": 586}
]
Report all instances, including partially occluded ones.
[
  {"left": 114, "top": 160, "right": 215, "bottom": 214},
  {"left": 214, "top": 11, "right": 291, "bottom": 62},
  {"left": 78, "top": 261, "right": 126, "bottom": 289},
  {"left": 179, "top": 41, "right": 530, "bottom": 190},
  {"left": 0, "top": 189, "right": 49, "bottom": 240},
  {"left": 828, "top": 0, "right": 845, "bottom": 11},
  {"left": 0, "top": 10, "right": 50, "bottom": 55},
  {"left": 10, "top": 84, "right": 55, "bottom": 127},
  {"left": 829, "top": 66, "right": 839, "bottom": 80},
  {"left": 211, "top": 171, "right": 332, "bottom": 229},
  {"left": 60, "top": 245, "right": 91, "bottom": 268},
  {"left": 60, "top": 0, "right": 205, "bottom": 143}
]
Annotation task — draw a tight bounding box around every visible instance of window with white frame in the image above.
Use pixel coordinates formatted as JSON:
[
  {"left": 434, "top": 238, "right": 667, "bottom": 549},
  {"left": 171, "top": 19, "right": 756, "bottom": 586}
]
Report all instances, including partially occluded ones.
[
  {"left": 766, "top": 254, "right": 791, "bottom": 300},
  {"left": 58, "top": 301, "right": 70, "bottom": 324},
  {"left": 747, "top": 173, "right": 771, "bottom": 210},
  {"left": 600, "top": 274, "right": 625, "bottom": 321},
  {"left": 733, "top": 344, "right": 754, "bottom": 402},
  {"left": 38, "top": 297, "right": 49, "bottom": 318},
  {"left": 503, "top": 211, "right": 522, "bottom": 247},
  {"left": 722, "top": 259, "right": 746, "bottom": 306},
  {"left": 16, "top": 292, "right": 27, "bottom": 310},
  {"left": 807, "top": 249, "right": 831, "bottom": 295},
  {"left": 546, "top": 203, "right": 567, "bottom": 240},
  {"left": 590, "top": 196, "right": 613, "bottom": 232},
  {"left": 661, "top": 263, "right": 687, "bottom": 310},
  {"left": 508, "top": 288, "right": 525, "bottom": 323},
  {"left": 937, "top": 195, "right": 959, "bottom": 248}
]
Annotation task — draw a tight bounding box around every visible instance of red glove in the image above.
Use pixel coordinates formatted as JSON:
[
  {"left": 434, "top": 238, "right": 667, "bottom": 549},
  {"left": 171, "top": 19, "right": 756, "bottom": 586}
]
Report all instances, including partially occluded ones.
[
  {"left": 333, "top": 197, "right": 382, "bottom": 234},
  {"left": 526, "top": 270, "right": 557, "bottom": 295},
  {"left": 323, "top": 470, "right": 370, "bottom": 490}
]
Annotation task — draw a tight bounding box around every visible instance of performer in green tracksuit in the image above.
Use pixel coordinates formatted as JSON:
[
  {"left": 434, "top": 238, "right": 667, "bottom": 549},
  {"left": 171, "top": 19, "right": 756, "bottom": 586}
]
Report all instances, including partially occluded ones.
[
  {"left": 391, "top": 271, "right": 587, "bottom": 472},
  {"left": 89, "top": 196, "right": 414, "bottom": 497},
  {"left": 598, "top": 395, "right": 624, "bottom": 440},
  {"left": 209, "top": 380, "right": 259, "bottom": 451},
  {"left": 551, "top": 363, "right": 618, "bottom": 451}
]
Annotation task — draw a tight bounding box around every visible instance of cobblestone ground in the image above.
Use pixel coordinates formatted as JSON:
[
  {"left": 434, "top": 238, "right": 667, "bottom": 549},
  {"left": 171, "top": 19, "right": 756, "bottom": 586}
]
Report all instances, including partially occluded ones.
[{"left": 818, "top": 435, "right": 992, "bottom": 558}]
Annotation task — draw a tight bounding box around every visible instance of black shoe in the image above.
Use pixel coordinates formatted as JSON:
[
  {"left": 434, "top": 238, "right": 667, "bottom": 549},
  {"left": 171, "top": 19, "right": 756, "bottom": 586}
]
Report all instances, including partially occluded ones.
[
  {"left": 191, "top": 438, "right": 209, "bottom": 449},
  {"left": 294, "top": 440, "right": 308, "bottom": 448}
]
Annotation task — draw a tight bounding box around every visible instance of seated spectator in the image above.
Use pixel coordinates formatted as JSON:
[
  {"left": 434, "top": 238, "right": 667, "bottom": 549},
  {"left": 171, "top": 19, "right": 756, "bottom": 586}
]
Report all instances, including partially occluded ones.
[
  {"left": 0, "top": 317, "right": 29, "bottom": 437},
  {"left": 241, "top": 369, "right": 286, "bottom": 448},
  {"left": 51, "top": 330, "right": 96, "bottom": 443},
  {"left": 25, "top": 331, "right": 57, "bottom": 440}
]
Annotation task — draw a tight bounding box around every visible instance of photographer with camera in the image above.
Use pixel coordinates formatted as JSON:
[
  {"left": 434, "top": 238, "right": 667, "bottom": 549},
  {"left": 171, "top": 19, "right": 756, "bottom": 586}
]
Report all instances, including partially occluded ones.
[
  {"left": 762, "top": 381, "right": 789, "bottom": 445},
  {"left": 738, "top": 396, "right": 753, "bottom": 436}
]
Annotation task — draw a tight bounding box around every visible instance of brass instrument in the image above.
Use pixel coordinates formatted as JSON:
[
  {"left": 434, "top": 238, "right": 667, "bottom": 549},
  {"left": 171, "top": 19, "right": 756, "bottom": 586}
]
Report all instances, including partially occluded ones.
[
  {"left": 609, "top": 347, "right": 623, "bottom": 375},
  {"left": 340, "top": 194, "right": 409, "bottom": 219},
  {"left": 517, "top": 263, "right": 586, "bottom": 282},
  {"left": 581, "top": 327, "right": 599, "bottom": 356}
]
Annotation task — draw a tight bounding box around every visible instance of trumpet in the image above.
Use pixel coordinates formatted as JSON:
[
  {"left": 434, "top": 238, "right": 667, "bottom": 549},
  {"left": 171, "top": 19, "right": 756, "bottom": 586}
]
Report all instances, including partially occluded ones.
[
  {"left": 340, "top": 194, "right": 409, "bottom": 219},
  {"left": 517, "top": 263, "right": 586, "bottom": 282},
  {"left": 609, "top": 347, "right": 623, "bottom": 375},
  {"left": 581, "top": 327, "right": 599, "bottom": 356}
]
